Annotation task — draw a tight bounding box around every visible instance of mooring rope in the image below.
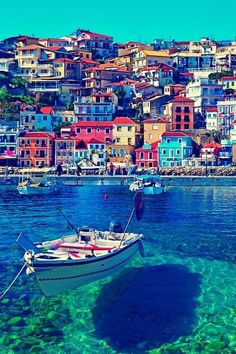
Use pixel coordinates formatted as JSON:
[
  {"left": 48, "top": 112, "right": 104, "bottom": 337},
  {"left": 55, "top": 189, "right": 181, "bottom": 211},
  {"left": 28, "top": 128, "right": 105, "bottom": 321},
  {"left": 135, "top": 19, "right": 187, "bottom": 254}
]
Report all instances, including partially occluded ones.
[{"left": 0, "top": 263, "right": 27, "bottom": 300}]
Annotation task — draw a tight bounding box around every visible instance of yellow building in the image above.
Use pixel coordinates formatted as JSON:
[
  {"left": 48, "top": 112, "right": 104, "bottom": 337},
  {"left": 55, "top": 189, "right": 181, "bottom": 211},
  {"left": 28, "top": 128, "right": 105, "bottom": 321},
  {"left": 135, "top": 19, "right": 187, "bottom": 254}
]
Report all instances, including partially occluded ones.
[
  {"left": 112, "top": 117, "right": 140, "bottom": 146},
  {"left": 133, "top": 50, "right": 173, "bottom": 72},
  {"left": 143, "top": 117, "right": 170, "bottom": 144},
  {"left": 221, "top": 76, "right": 236, "bottom": 91}
]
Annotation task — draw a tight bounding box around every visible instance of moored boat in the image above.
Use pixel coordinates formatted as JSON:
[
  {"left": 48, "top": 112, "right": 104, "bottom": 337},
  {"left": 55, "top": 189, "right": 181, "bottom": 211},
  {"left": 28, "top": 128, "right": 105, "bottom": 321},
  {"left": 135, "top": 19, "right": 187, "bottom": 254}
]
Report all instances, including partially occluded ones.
[
  {"left": 16, "top": 192, "right": 145, "bottom": 296},
  {"left": 17, "top": 169, "right": 56, "bottom": 195},
  {"left": 129, "top": 174, "right": 164, "bottom": 195}
]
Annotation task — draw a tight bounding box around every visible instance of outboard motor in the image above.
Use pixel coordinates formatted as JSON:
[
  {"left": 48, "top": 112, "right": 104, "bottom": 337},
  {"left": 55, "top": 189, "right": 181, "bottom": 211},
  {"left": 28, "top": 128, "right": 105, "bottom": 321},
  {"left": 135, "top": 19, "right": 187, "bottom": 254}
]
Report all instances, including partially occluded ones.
[{"left": 109, "top": 220, "right": 123, "bottom": 233}]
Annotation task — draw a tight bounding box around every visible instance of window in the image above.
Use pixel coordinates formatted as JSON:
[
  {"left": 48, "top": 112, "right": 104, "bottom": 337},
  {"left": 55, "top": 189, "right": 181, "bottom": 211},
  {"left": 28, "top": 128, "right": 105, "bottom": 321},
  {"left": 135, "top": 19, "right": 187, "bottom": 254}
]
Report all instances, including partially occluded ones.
[
  {"left": 117, "top": 127, "right": 122, "bottom": 132},
  {"left": 140, "top": 152, "right": 144, "bottom": 159},
  {"left": 176, "top": 106, "right": 181, "bottom": 113},
  {"left": 184, "top": 115, "right": 190, "bottom": 122},
  {"left": 87, "top": 128, "right": 92, "bottom": 134},
  {"left": 184, "top": 107, "right": 190, "bottom": 113},
  {"left": 178, "top": 139, "right": 182, "bottom": 143},
  {"left": 176, "top": 115, "right": 181, "bottom": 122},
  {"left": 76, "top": 128, "right": 81, "bottom": 134},
  {"left": 184, "top": 124, "right": 189, "bottom": 129},
  {"left": 167, "top": 138, "right": 170, "bottom": 143},
  {"left": 176, "top": 124, "right": 181, "bottom": 129},
  {"left": 128, "top": 126, "right": 132, "bottom": 132},
  {"left": 162, "top": 149, "right": 166, "bottom": 155},
  {"left": 149, "top": 152, "right": 153, "bottom": 159},
  {"left": 96, "top": 128, "right": 100, "bottom": 132},
  {"left": 105, "top": 128, "right": 110, "bottom": 134},
  {"left": 152, "top": 125, "right": 158, "bottom": 130},
  {"left": 117, "top": 138, "right": 121, "bottom": 143},
  {"left": 128, "top": 138, "right": 132, "bottom": 144},
  {"left": 176, "top": 149, "right": 180, "bottom": 155}
]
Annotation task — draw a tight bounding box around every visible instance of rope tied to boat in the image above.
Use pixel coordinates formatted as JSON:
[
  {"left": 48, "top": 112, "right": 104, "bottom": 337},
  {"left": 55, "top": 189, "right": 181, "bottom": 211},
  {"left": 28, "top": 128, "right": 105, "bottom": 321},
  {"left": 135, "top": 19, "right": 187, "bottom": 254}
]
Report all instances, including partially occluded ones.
[{"left": 0, "top": 262, "right": 27, "bottom": 300}]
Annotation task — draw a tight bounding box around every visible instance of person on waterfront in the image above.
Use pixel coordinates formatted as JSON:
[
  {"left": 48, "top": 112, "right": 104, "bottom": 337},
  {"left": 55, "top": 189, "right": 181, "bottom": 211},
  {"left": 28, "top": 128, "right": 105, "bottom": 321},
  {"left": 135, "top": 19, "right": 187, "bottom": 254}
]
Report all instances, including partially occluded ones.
[
  {"left": 109, "top": 162, "right": 114, "bottom": 176},
  {"left": 56, "top": 163, "right": 63, "bottom": 176},
  {"left": 76, "top": 165, "right": 82, "bottom": 176}
]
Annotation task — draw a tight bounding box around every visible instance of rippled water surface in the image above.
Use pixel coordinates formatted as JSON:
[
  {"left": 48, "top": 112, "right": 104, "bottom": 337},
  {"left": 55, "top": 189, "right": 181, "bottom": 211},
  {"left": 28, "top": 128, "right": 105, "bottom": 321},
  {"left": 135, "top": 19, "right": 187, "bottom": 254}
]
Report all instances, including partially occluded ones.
[{"left": 0, "top": 185, "right": 236, "bottom": 353}]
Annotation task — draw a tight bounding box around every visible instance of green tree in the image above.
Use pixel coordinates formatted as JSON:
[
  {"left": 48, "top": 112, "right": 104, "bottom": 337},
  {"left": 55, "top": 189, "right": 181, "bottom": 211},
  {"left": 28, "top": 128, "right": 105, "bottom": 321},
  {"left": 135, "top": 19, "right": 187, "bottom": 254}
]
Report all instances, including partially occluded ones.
[
  {"left": 209, "top": 70, "right": 233, "bottom": 80},
  {"left": 10, "top": 77, "right": 27, "bottom": 89},
  {"left": 114, "top": 87, "right": 126, "bottom": 105}
]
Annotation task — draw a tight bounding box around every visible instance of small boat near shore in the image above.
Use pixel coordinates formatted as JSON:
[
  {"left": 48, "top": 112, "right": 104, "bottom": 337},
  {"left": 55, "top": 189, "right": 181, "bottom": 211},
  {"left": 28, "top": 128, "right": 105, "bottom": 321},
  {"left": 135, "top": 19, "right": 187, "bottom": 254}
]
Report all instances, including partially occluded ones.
[
  {"left": 17, "top": 169, "right": 57, "bottom": 195},
  {"left": 129, "top": 174, "right": 164, "bottom": 195},
  {"left": 16, "top": 192, "right": 145, "bottom": 296}
]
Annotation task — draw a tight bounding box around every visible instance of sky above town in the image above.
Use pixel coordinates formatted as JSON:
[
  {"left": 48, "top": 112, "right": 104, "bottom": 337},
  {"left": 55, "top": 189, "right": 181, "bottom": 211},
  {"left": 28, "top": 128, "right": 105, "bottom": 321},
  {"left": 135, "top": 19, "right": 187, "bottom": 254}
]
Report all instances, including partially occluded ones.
[{"left": 1, "top": 0, "right": 236, "bottom": 43}]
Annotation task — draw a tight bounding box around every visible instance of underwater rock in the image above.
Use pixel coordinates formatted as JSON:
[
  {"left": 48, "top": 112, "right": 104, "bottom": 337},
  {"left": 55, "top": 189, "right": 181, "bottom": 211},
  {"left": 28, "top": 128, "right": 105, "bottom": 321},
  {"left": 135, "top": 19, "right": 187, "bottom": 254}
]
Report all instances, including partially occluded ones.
[
  {"left": 7, "top": 316, "right": 22, "bottom": 326},
  {"left": 204, "top": 340, "right": 226, "bottom": 352}
]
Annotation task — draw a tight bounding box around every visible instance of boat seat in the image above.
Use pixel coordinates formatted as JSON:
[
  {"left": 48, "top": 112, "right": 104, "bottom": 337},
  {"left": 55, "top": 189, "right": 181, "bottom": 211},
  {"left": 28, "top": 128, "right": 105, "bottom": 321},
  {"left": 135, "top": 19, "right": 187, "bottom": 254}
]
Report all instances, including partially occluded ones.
[
  {"left": 59, "top": 242, "right": 116, "bottom": 251},
  {"left": 69, "top": 252, "right": 81, "bottom": 260}
]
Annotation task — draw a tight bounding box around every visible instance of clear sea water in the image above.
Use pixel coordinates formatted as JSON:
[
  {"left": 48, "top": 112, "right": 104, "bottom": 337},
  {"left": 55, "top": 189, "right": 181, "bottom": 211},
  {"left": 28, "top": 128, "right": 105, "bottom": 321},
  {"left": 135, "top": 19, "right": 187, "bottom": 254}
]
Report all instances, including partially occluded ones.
[{"left": 0, "top": 185, "right": 236, "bottom": 353}]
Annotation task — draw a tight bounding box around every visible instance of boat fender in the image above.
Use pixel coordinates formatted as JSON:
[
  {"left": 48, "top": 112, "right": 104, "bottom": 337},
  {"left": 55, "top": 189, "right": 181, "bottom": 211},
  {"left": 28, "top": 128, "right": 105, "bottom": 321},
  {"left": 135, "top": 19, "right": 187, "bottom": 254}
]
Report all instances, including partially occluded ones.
[
  {"left": 23, "top": 250, "right": 35, "bottom": 264},
  {"left": 26, "top": 266, "right": 35, "bottom": 275},
  {"left": 138, "top": 240, "right": 145, "bottom": 258}
]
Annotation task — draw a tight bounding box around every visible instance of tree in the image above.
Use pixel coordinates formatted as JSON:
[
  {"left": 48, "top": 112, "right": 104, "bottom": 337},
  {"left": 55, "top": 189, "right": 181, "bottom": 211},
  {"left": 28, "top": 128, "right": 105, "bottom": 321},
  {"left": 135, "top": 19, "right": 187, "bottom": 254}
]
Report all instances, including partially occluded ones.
[
  {"left": 209, "top": 70, "right": 234, "bottom": 80},
  {"left": 10, "top": 77, "right": 27, "bottom": 89},
  {"left": 114, "top": 87, "right": 126, "bottom": 106}
]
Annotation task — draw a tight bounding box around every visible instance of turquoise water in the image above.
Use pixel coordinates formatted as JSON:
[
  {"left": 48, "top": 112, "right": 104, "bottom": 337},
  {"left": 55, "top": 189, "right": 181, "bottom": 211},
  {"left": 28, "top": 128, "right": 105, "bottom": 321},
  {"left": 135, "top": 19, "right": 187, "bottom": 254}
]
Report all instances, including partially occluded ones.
[{"left": 0, "top": 186, "right": 236, "bottom": 353}]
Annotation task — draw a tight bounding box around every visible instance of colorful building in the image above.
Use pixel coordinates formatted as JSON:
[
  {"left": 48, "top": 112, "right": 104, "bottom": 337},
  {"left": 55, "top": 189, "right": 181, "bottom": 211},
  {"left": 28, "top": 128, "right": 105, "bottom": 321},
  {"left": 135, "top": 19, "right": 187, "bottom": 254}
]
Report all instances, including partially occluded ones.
[
  {"left": 71, "top": 121, "right": 113, "bottom": 144},
  {"left": 73, "top": 93, "right": 118, "bottom": 122},
  {"left": 205, "top": 107, "right": 218, "bottom": 131},
  {"left": 143, "top": 117, "right": 170, "bottom": 144},
  {"left": 20, "top": 106, "right": 60, "bottom": 131},
  {"left": 112, "top": 117, "right": 140, "bottom": 146},
  {"left": 220, "top": 76, "right": 236, "bottom": 91},
  {"left": 135, "top": 141, "right": 159, "bottom": 168},
  {"left": 158, "top": 131, "right": 193, "bottom": 167},
  {"left": 164, "top": 96, "right": 195, "bottom": 130},
  {"left": 18, "top": 132, "right": 55, "bottom": 167},
  {"left": 217, "top": 94, "right": 236, "bottom": 136}
]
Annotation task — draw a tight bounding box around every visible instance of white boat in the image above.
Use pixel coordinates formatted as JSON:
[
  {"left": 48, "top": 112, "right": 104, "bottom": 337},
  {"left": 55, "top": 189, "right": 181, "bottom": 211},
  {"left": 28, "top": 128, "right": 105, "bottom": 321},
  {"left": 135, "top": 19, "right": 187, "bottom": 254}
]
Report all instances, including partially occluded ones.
[
  {"left": 17, "top": 169, "right": 56, "bottom": 195},
  {"left": 16, "top": 192, "right": 145, "bottom": 296},
  {"left": 129, "top": 174, "right": 164, "bottom": 195}
]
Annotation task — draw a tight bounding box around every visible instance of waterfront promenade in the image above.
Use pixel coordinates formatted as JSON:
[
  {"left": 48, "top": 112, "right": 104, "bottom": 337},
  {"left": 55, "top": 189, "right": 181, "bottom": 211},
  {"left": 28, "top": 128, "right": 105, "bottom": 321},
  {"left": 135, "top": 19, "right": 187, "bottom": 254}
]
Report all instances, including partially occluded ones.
[{"left": 1, "top": 172, "right": 236, "bottom": 187}]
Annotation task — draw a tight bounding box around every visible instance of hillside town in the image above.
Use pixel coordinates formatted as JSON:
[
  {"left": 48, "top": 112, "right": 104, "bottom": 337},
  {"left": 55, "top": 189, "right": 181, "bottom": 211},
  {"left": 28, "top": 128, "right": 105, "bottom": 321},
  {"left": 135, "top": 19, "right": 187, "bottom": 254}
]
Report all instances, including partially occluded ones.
[{"left": 1, "top": 30, "right": 236, "bottom": 173}]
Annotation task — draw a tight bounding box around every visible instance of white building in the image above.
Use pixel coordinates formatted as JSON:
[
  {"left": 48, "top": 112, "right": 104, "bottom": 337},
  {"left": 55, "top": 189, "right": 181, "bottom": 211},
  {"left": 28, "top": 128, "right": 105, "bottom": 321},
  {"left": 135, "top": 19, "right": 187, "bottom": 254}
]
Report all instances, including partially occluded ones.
[
  {"left": 205, "top": 107, "right": 218, "bottom": 131},
  {"left": 186, "top": 78, "right": 224, "bottom": 114}
]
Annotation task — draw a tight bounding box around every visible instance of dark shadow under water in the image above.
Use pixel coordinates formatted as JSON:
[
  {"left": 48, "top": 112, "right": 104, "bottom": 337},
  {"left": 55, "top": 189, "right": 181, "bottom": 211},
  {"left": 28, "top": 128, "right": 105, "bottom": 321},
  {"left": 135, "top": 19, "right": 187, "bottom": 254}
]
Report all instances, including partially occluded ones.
[{"left": 92, "top": 264, "right": 202, "bottom": 352}]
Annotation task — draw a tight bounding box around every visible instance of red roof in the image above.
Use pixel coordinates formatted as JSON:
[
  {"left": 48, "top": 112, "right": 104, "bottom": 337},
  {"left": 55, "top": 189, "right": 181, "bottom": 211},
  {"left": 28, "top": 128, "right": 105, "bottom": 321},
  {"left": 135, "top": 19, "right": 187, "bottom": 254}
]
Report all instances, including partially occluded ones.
[
  {"left": 140, "top": 63, "right": 173, "bottom": 71},
  {"left": 162, "top": 131, "right": 189, "bottom": 137},
  {"left": 179, "top": 72, "right": 194, "bottom": 77},
  {"left": 172, "top": 96, "right": 194, "bottom": 103},
  {"left": 205, "top": 107, "right": 217, "bottom": 112},
  {"left": 44, "top": 46, "right": 64, "bottom": 51},
  {"left": 79, "top": 31, "right": 112, "bottom": 39},
  {"left": 55, "top": 58, "right": 75, "bottom": 63},
  {"left": 221, "top": 76, "right": 236, "bottom": 81},
  {"left": 72, "top": 121, "right": 113, "bottom": 127},
  {"left": 39, "top": 106, "right": 53, "bottom": 114},
  {"left": 113, "top": 117, "right": 138, "bottom": 125},
  {"left": 136, "top": 140, "right": 160, "bottom": 152},
  {"left": 203, "top": 143, "right": 221, "bottom": 148},
  {"left": 87, "top": 137, "right": 106, "bottom": 144},
  {"left": 80, "top": 57, "right": 99, "bottom": 65},
  {"left": 21, "top": 132, "right": 55, "bottom": 139}
]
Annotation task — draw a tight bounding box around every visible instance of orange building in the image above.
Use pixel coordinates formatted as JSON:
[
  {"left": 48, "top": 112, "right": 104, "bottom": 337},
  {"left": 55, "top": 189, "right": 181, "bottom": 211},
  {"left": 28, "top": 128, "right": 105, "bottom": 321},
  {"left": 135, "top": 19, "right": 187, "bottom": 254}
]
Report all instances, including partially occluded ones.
[
  {"left": 143, "top": 117, "right": 170, "bottom": 144},
  {"left": 165, "top": 96, "right": 195, "bottom": 130},
  {"left": 18, "top": 132, "right": 55, "bottom": 167}
]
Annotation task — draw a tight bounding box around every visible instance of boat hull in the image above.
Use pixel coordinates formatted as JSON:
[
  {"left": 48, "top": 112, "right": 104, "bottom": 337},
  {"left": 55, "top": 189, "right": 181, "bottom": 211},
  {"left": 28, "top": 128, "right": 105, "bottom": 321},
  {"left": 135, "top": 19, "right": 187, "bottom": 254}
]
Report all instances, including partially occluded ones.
[
  {"left": 143, "top": 186, "right": 163, "bottom": 195},
  {"left": 33, "top": 240, "right": 141, "bottom": 296},
  {"left": 17, "top": 185, "right": 56, "bottom": 195}
]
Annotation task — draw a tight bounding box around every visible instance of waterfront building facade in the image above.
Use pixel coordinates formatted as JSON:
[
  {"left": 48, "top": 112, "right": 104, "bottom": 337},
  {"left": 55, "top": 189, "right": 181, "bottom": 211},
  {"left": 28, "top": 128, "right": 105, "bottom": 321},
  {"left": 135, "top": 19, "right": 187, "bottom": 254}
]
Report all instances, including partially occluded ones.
[{"left": 158, "top": 131, "right": 193, "bottom": 167}]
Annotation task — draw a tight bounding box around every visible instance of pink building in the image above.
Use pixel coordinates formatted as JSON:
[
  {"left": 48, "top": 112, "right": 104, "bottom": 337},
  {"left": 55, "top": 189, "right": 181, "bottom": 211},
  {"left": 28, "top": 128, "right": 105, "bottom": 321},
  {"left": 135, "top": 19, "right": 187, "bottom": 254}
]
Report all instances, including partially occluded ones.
[
  {"left": 71, "top": 121, "right": 113, "bottom": 144},
  {"left": 135, "top": 141, "right": 159, "bottom": 168}
]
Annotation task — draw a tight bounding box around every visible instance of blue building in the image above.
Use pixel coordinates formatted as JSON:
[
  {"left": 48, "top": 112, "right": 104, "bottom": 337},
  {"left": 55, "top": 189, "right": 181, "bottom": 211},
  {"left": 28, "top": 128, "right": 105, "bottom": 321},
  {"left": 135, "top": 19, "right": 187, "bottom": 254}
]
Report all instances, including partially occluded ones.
[{"left": 158, "top": 131, "right": 193, "bottom": 167}]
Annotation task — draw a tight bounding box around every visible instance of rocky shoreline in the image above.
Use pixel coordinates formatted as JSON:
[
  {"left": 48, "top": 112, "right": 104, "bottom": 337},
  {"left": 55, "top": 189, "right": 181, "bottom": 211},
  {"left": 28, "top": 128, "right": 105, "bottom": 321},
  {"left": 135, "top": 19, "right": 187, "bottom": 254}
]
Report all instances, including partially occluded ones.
[{"left": 159, "top": 167, "right": 236, "bottom": 177}]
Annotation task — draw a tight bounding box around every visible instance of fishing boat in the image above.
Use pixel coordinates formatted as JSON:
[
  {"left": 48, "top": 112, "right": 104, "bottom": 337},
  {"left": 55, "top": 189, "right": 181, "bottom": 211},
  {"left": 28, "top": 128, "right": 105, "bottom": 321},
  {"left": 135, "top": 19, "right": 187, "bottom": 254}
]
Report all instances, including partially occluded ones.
[
  {"left": 17, "top": 168, "right": 56, "bottom": 195},
  {"left": 16, "top": 192, "right": 145, "bottom": 296},
  {"left": 129, "top": 174, "right": 164, "bottom": 195}
]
